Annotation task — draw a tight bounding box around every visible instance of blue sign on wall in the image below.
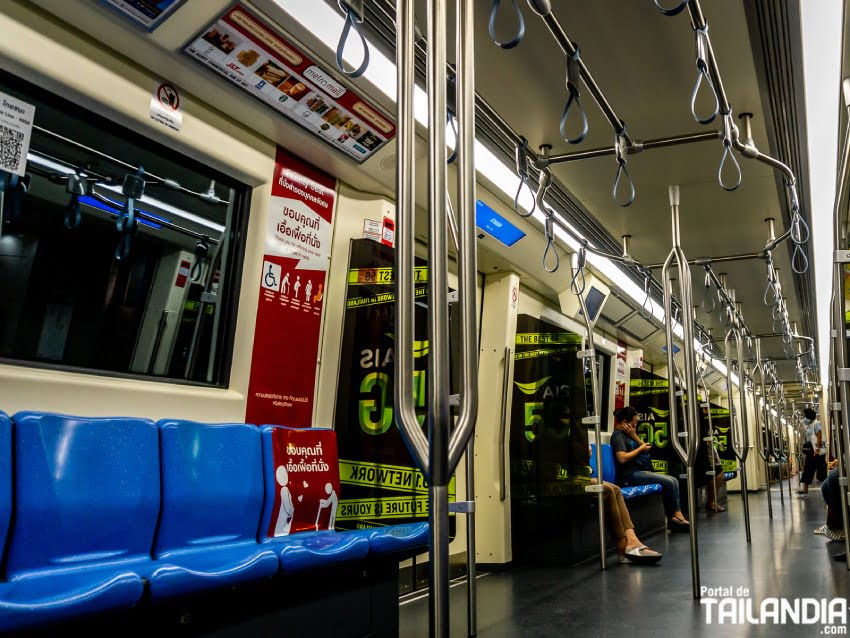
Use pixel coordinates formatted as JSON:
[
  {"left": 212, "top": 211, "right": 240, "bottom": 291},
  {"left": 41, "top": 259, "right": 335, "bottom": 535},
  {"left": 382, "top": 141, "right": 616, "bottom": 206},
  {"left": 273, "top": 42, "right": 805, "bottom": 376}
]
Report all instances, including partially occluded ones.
[
  {"left": 97, "top": 0, "right": 188, "bottom": 31},
  {"left": 475, "top": 200, "right": 526, "bottom": 247}
]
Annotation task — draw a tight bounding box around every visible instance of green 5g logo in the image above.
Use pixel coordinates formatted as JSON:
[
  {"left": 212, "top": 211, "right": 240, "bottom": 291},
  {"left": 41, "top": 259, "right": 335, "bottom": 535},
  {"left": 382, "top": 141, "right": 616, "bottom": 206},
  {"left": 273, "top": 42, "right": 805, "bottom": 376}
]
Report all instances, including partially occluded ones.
[
  {"left": 524, "top": 402, "right": 542, "bottom": 442},
  {"left": 637, "top": 421, "right": 669, "bottom": 448},
  {"left": 523, "top": 402, "right": 571, "bottom": 443},
  {"left": 714, "top": 435, "right": 728, "bottom": 452}
]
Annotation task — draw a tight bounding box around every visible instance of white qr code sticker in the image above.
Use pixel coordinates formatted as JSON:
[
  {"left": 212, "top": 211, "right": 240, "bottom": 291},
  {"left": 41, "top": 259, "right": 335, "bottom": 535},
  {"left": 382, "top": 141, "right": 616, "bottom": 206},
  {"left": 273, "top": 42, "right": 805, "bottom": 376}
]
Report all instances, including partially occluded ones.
[{"left": 0, "top": 91, "right": 35, "bottom": 177}]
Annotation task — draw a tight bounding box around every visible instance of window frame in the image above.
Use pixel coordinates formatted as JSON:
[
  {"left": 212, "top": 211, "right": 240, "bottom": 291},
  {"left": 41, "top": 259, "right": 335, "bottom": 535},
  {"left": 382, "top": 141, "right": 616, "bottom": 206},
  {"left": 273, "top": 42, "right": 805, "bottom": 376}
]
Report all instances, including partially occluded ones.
[{"left": 0, "top": 70, "right": 251, "bottom": 389}]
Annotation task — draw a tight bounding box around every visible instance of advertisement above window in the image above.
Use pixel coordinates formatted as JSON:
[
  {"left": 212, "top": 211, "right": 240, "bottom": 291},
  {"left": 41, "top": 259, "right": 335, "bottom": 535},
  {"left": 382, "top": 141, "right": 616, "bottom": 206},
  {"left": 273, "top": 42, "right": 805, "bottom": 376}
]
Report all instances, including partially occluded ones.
[{"left": 182, "top": 3, "right": 396, "bottom": 164}]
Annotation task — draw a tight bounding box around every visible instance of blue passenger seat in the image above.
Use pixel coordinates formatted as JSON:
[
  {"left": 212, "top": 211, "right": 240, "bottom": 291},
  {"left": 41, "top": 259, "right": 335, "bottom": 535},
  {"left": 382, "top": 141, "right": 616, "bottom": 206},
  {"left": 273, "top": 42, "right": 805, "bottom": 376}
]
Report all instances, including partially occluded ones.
[
  {"left": 590, "top": 443, "right": 662, "bottom": 500},
  {"left": 148, "top": 420, "right": 278, "bottom": 600},
  {"left": 0, "top": 412, "right": 160, "bottom": 631},
  {"left": 0, "top": 413, "right": 10, "bottom": 561},
  {"left": 361, "top": 522, "right": 430, "bottom": 556},
  {"left": 258, "top": 426, "right": 369, "bottom": 572}
]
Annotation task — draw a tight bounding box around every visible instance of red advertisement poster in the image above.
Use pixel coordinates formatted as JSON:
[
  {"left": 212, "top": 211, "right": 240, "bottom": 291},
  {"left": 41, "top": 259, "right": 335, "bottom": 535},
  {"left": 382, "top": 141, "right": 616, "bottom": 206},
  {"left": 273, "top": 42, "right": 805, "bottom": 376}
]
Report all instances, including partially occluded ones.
[
  {"left": 246, "top": 147, "right": 336, "bottom": 426},
  {"left": 266, "top": 427, "right": 340, "bottom": 537},
  {"left": 614, "top": 340, "right": 628, "bottom": 410}
]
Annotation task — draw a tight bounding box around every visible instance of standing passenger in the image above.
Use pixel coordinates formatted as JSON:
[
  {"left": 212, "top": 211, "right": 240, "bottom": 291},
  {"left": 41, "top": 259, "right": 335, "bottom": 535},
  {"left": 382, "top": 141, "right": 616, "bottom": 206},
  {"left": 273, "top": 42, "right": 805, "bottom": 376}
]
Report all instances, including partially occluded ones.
[
  {"left": 610, "top": 406, "right": 690, "bottom": 531},
  {"left": 798, "top": 408, "right": 827, "bottom": 497}
]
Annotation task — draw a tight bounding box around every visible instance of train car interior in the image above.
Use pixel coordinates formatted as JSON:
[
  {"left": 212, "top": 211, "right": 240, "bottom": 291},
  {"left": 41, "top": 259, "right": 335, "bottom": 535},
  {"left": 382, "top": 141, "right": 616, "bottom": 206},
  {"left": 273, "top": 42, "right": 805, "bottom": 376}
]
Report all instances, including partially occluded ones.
[{"left": 0, "top": 0, "right": 848, "bottom": 636}]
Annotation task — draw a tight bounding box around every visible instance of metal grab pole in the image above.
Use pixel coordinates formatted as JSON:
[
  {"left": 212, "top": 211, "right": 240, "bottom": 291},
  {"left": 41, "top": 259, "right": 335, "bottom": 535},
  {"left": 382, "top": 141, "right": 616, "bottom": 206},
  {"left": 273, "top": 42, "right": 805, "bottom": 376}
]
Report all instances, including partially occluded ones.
[
  {"left": 832, "top": 80, "right": 850, "bottom": 569},
  {"left": 725, "top": 323, "right": 752, "bottom": 542},
  {"left": 783, "top": 400, "right": 794, "bottom": 504},
  {"left": 393, "top": 2, "right": 481, "bottom": 634},
  {"left": 754, "top": 339, "right": 773, "bottom": 519},
  {"left": 697, "top": 367, "right": 716, "bottom": 512},
  {"left": 573, "top": 252, "right": 606, "bottom": 571},
  {"left": 661, "top": 185, "right": 701, "bottom": 599},
  {"left": 775, "top": 396, "right": 787, "bottom": 507},
  {"left": 465, "top": 435, "right": 477, "bottom": 637}
]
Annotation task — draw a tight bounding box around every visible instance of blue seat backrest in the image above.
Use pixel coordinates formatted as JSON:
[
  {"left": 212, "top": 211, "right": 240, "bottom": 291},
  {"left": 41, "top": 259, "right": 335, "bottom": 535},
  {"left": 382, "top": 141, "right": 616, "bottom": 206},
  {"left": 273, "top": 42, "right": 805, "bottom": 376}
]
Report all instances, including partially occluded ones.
[
  {"left": 6, "top": 412, "right": 160, "bottom": 577},
  {"left": 155, "top": 420, "right": 264, "bottom": 556},
  {"left": 589, "top": 444, "right": 616, "bottom": 484},
  {"left": 0, "top": 413, "right": 10, "bottom": 555}
]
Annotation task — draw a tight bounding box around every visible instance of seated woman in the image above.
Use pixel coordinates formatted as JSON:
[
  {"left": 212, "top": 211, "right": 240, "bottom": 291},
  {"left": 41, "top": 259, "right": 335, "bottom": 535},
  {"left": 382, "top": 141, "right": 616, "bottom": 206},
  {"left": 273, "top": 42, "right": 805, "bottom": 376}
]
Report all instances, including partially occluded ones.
[
  {"left": 588, "top": 445, "right": 662, "bottom": 564},
  {"left": 610, "top": 406, "right": 690, "bottom": 531}
]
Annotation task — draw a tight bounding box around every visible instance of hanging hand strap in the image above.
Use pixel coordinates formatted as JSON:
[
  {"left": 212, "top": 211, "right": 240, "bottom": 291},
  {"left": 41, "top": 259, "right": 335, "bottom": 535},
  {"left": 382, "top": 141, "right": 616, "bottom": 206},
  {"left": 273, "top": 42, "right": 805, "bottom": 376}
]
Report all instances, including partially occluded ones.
[
  {"left": 64, "top": 169, "right": 86, "bottom": 230},
  {"left": 446, "top": 112, "right": 458, "bottom": 165},
  {"left": 560, "top": 46, "right": 588, "bottom": 145},
  {"left": 717, "top": 114, "right": 741, "bottom": 191},
  {"left": 612, "top": 126, "right": 635, "bottom": 207},
  {"left": 488, "top": 0, "right": 525, "bottom": 49},
  {"left": 639, "top": 271, "right": 654, "bottom": 319},
  {"left": 336, "top": 0, "right": 370, "bottom": 78},
  {"left": 654, "top": 0, "right": 689, "bottom": 17},
  {"left": 700, "top": 273, "right": 716, "bottom": 313},
  {"left": 514, "top": 137, "right": 536, "bottom": 217},
  {"left": 542, "top": 213, "right": 560, "bottom": 273},
  {"left": 115, "top": 166, "right": 145, "bottom": 260},
  {"left": 691, "top": 25, "right": 719, "bottom": 124},
  {"left": 570, "top": 244, "right": 588, "bottom": 293}
]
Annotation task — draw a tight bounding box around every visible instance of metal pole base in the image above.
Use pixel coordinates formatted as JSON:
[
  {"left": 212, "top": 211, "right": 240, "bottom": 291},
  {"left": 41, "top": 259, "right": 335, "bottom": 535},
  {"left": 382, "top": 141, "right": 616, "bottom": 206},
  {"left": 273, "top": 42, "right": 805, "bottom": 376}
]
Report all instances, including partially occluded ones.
[
  {"left": 740, "top": 464, "right": 752, "bottom": 542},
  {"left": 429, "top": 484, "right": 450, "bottom": 638}
]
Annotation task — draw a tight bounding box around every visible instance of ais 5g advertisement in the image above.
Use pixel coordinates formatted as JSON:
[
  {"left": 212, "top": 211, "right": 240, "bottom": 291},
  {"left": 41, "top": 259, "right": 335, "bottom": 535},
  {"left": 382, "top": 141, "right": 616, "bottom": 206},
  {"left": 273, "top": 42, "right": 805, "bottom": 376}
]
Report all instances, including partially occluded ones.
[
  {"left": 510, "top": 314, "right": 591, "bottom": 501},
  {"left": 333, "top": 239, "right": 455, "bottom": 532}
]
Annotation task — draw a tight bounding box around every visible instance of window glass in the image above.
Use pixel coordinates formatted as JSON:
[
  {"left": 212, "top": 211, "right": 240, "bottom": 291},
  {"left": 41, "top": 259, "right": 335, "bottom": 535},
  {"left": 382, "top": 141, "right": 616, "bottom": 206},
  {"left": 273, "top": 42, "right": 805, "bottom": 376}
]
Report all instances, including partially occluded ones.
[{"left": 0, "top": 71, "right": 249, "bottom": 385}]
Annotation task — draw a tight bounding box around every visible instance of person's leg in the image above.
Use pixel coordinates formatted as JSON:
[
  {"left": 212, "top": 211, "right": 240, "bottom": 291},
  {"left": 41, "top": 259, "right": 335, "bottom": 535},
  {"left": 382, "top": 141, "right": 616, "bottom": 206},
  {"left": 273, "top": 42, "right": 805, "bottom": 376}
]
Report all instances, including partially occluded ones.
[
  {"left": 601, "top": 483, "right": 626, "bottom": 546},
  {"left": 800, "top": 454, "right": 815, "bottom": 494},
  {"left": 706, "top": 470, "right": 726, "bottom": 512},
  {"left": 614, "top": 486, "right": 635, "bottom": 539},
  {"left": 822, "top": 469, "right": 844, "bottom": 530},
  {"left": 630, "top": 471, "right": 685, "bottom": 521},
  {"left": 816, "top": 455, "right": 828, "bottom": 483}
]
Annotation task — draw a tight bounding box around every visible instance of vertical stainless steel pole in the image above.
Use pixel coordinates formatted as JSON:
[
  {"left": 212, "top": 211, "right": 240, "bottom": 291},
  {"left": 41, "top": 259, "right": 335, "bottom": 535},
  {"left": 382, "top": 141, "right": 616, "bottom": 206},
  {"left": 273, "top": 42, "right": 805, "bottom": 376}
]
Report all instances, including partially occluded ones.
[
  {"left": 734, "top": 325, "right": 753, "bottom": 541},
  {"left": 426, "top": 1, "right": 451, "bottom": 635},
  {"left": 832, "top": 102, "right": 850, "bottom": 568},
  {"left": 457, "top": 5, "right": 478, "bottom": 630},
  {"left": 755, "top": 339, "right": 773, "bottom": 519},
  {"left": 465, "top": 436, "right": 477, "bottom": 636},
  {"left": 573, "top": 252, "right": 606, "bottom": 571},
  {"left": 785, "top": 400, "right": 794, "bottom": 504},
  {"left": 725, "top": 320, "right": 751, "bottom": 541},
  {"left": 663, "top": 186, "right": 700, "bottom": 599}
]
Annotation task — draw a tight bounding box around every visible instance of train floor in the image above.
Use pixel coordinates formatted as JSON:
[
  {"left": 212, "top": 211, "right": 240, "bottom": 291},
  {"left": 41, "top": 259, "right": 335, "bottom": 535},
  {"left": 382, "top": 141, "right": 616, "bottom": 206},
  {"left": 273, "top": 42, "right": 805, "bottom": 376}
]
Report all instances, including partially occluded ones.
[{"left": 399, "top": 485, "right": 849, "bottom": 637}]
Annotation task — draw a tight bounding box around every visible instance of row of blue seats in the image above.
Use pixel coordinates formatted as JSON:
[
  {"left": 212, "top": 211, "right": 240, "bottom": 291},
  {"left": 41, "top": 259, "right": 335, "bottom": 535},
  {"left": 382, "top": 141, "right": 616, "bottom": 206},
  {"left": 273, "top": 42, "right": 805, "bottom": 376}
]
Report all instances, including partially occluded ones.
[
  {"left": 590, "top": 444, "right": 663, "bottom": 499},
  {"left": 0, "top": 412, "right": 429, "bottom": 632},
  {"left": 590, "top": 443, "right": 738, "bottom": 496}
]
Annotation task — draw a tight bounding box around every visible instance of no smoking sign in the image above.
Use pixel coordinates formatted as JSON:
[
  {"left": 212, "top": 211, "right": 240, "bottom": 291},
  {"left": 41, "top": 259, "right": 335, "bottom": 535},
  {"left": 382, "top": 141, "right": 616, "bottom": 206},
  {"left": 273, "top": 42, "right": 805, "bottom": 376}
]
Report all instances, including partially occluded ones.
[{"left": 150, "top": 81, "right": 183, "bottom": 131}]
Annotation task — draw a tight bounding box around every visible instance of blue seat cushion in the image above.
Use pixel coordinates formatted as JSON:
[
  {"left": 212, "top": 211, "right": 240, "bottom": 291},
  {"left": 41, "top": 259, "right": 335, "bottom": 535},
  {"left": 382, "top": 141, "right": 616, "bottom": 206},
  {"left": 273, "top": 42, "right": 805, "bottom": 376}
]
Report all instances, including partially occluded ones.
[
  {"left": 0, "top": 565, "right": 145, "bottom": 631},
  {"left": 589, "top": 444, "right": 616, "bottom": 484},
  {"left": 268, "top": 531, "right": 369, "bottom": 573},
  {"left": 363, "top": 523, "right": 429, "bottom": 555},
  {"left": 0, "top": 413, "right": 10, "bottom": 555},
  {"left": 621, "top": 484, "right": 662, "bottom": 499},
  {"left": 149, "top": 543, "right": 278, "bottom": 600}
]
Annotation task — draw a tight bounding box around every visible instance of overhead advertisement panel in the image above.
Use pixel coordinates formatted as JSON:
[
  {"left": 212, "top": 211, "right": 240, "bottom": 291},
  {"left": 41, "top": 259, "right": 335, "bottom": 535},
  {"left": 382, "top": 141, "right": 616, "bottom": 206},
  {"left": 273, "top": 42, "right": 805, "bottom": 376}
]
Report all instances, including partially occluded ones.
[
  {"left": 182, "top": 3, "right": 396, "bottom": 164},
  {"left": 97, "top": 0, "right": 187, "bottom": 31}
]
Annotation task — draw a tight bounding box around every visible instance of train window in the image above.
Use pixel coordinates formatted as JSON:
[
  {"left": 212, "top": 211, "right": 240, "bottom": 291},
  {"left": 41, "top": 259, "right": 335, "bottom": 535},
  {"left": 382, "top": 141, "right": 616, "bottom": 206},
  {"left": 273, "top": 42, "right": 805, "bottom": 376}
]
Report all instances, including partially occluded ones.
[{"left": 0, "top": 71, "right": 249, "bottom": 386}]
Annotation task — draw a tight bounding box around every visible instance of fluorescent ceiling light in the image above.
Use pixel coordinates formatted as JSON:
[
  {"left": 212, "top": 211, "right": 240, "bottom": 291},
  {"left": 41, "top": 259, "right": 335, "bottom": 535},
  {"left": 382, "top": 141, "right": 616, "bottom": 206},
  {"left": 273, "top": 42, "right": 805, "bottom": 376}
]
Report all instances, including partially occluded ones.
[
  {"left": 27, "top": 152, "right": 225, "bottom": 234},
  {"left": 801, "top": 0, "right": 842, "bottom": 386},
  {"left": 276, "top": 1, "right": 734, "bottom": 385}
]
